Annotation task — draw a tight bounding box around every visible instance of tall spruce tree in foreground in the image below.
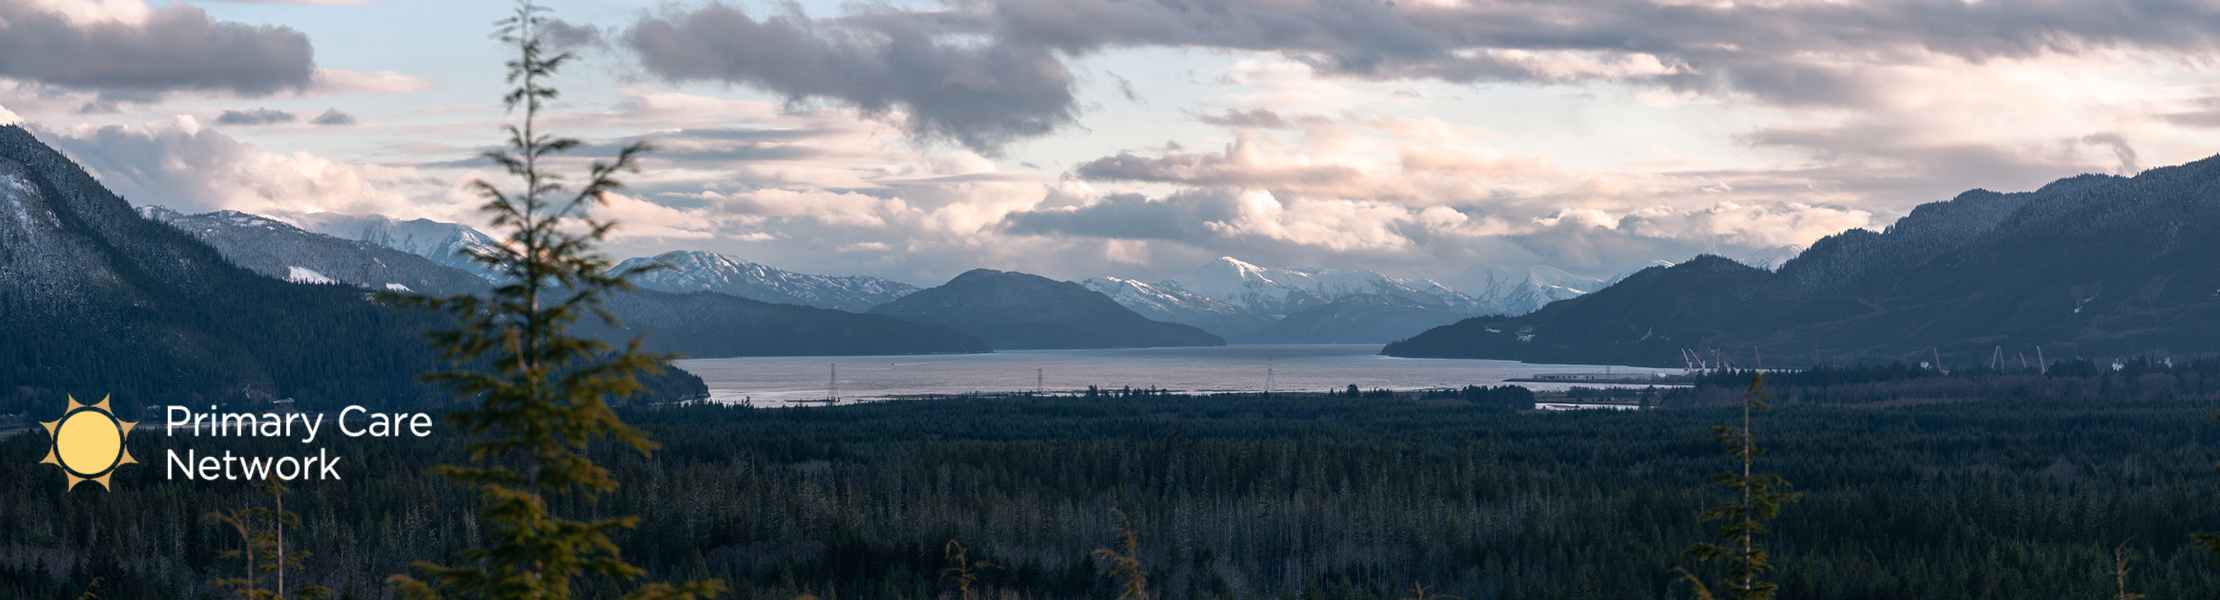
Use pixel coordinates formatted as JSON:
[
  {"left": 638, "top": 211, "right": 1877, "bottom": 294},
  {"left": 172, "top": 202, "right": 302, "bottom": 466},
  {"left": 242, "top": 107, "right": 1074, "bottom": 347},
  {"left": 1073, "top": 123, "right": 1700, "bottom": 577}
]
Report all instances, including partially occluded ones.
[
  {"left": 385, "top": 2, "right": 723, "bottom": 599},
  {"left": 1679, "top": 373, "right": 1801, "bottom": 600},
  {"left": 207, "top": 478, "right": 330, "bottom": 600}
]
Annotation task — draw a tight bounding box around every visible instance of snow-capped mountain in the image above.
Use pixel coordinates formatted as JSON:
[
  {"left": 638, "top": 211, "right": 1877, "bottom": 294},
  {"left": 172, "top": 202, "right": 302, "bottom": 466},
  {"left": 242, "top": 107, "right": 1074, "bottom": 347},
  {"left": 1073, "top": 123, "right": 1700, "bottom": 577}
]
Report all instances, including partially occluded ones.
[
  {"left": 1081, "top": 276, "right": 1275, "bottom": 338},
  {"left": 613, "top": 250, "right": 919, "bottom": 313},
  {"left": 1159, "top": 257, "right": 1497, "bottom": 317},
  {"left": 293, "top": 213, "right": 502, "bottom": 279},
  {"left": 141, "top": 208, "right": 981, "bottom": 357},
  {"left": 140, "top": 206, "right": 493, "bottom": 297},
  {"left": 1451, "top": 264, "right": 1605, "bottom": 316}
]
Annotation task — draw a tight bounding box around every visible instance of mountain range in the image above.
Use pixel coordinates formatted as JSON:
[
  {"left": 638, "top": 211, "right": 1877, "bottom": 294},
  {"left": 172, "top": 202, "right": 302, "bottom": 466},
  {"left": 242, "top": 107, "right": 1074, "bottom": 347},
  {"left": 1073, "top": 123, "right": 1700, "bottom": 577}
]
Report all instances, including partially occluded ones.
[
  {"left": 1449, "top": 264, "right": 1606, "bottom": 316},
  {"left": 140, "top": 207, "right": 491, "bottom": 297},
  {"left": 292, "top": 212, "right": 504, "bottom": 279},
  {"left": 871, "top": 269, "right": 1224, "bottom": 349},
  {"left": 1080, "top": 276, "right": 1275, "bottom": 337},
  {"left": 615, "top": 250, "right": 918, "bottom": 313},
  {"left": 139, "top": 207, "right": 989, "bottom": 358},
  {"left": 1164, "top": 257, "right": 1495, "bottom": 317},
  {"left": 1386, "top": 160, "right": 2220, "bottom": 367},
  {"left": 263, "top": 210, "right": 1610, "bottom": 344},
  {"left": 1078, "top": 257, "right": 1524, "bottom": 340},
  {"left": 221, "top": 206, "right": 1650, "bottom": 344}
]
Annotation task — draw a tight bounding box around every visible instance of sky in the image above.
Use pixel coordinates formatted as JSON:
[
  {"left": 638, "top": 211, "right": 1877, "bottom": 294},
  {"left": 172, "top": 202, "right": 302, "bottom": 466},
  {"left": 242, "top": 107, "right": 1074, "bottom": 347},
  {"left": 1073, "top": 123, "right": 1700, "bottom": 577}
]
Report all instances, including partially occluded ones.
[{"left": 2, "top": 0, "right": 2217, "bottom": 290}]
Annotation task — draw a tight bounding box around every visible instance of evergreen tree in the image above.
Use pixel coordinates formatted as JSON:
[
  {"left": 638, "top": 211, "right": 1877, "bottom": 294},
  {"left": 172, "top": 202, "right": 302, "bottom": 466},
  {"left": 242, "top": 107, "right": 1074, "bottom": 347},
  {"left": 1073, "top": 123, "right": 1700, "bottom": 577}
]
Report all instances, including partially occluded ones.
[
  {"left": 385, "top": 2, "right": 724, "bottom": 599},
  {"left": 1680, "top": 374, "right": 1802, "bottom": 600},
  {"left": 207, "top": 478, "right": 330, "bottom": 600},
  {"left": 1096, "top": 509, "right": 1151, "bottom": 600}
]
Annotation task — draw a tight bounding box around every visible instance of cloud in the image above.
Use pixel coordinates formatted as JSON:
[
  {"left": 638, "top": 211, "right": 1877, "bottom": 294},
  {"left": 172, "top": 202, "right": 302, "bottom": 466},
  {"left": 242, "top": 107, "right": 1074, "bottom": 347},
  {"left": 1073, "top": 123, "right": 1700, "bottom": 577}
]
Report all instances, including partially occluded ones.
[
  {"left": 2080, "top": 132, "right": 2139, "bottom": 175},
  {"left": 216, "top": 108, "right": 295, "bottom": 126},
  {"left": 0, "top": 0, "right": 315, "bottom": 96},
  {"left": 33, "top": 118, "right": 439, "bottom": 218},
  {"left": 1069, "top": 106, "right": 1553, "bottom": 203},
  {"left": 1000, "top": 180, "right": 1873, "bottom": 277},
  {"left": 1076, "top": 139, "right": 1365, "bottom": 189},
  {"left": 623, "top": 2, "right": 1077, "bottom": 154},
  {"left": 541, "top": 17, "right": 604, "bottom": 51},
  {"left": 308, "top": 108, "right": 357, "bottom": 126},
  {"left": 997, "top": 0, "right": 2220, "bottom": 103},
  {"left": 309, "top": 69, "right": 435, "bottom": 95},
  {"left": 196, "top": 0, "right": 368, "bottom": 5},
  {"left": 1004, "top": 191, "right": 1221, "bottom": 242},
  {"left": 1740, "top": 117, "right": 2148, "bottom": 205},
  {"left": 1195, "top": 108, "right": 1295, "bottom": 129},
  {"left": 618, "top": 0, "right": 2220, "bottom": 117}
]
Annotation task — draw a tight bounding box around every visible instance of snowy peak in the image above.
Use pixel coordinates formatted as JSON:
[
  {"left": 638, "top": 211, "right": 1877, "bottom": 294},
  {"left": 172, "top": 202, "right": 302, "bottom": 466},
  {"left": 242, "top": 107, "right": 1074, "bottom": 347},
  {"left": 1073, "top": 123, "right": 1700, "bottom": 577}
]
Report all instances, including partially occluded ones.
[
  {"left": 141, "top": 207, "right": 493, "bottom": 297},
  {"left": 293, "top": 213, "right": 501, "bottom": 279},
  {"left": 1452, "top": 264, "right": 1607, "bottom": 316},
  {"left": 1082, "top": 276, "right": 1244, "bottom": 317},
  {"left": 1081, "top": 276, "right": 1274, "bottom": 338},
  {"left": 1161, "top": 257, "right": 1495, "bottom": 317},
  {"left": 615, "top": 250, "right": 918, "bottom": 313}
]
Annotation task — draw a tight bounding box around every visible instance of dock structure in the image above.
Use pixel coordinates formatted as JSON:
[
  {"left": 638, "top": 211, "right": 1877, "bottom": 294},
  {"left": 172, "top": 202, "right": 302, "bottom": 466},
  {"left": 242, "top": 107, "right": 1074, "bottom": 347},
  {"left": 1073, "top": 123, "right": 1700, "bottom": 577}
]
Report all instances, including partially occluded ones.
[
  {"left": 1529, "top": 373, "right": 1619, "bottom": 382},
  {"left": 1534, "top": 401, "right": 1643, "bottom": 411}
]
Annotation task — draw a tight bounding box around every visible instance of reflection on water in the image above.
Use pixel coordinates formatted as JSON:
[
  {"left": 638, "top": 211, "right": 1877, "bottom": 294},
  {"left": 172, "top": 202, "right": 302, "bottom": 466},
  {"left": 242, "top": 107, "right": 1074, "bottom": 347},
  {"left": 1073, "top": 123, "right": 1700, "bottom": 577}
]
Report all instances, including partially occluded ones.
[{"left": 674, "top": 344, "right": 1681, "bottom": 405}]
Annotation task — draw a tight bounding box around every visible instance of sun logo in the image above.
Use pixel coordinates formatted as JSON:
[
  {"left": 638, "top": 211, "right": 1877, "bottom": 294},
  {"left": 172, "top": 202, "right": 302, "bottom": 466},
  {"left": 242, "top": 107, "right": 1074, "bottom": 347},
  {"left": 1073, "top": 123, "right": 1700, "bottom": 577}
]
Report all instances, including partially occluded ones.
[{"left": 38, "top": 395, "right": 139, "bottom": 490}]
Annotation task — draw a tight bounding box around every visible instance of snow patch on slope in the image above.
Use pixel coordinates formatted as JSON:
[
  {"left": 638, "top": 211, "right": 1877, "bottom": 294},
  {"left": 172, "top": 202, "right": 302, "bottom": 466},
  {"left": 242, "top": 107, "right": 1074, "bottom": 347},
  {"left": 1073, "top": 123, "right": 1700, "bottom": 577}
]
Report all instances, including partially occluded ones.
[{"left": 286, "top": 266, "right": 335, "bottom": 284}]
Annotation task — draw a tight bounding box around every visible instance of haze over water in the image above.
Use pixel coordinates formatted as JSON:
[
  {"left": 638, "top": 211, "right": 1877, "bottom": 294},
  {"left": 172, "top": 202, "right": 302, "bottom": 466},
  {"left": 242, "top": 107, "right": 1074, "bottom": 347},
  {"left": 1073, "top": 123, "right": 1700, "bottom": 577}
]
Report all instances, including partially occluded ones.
[{"left": 677, "top": 344, "right": 1682, "bottom": 404}]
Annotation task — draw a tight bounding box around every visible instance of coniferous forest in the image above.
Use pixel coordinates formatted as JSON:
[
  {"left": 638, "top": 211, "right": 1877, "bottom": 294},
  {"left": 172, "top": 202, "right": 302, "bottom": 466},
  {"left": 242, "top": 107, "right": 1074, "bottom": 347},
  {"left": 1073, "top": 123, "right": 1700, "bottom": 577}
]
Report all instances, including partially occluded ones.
[{"left": 5, "top": 368, "right": 2220, "bottom": 600}]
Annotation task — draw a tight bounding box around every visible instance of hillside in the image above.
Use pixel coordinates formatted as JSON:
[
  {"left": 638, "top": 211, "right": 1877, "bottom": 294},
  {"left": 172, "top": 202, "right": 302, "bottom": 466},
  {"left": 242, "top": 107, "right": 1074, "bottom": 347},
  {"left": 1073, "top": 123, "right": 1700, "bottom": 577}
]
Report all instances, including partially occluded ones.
[
  {"left": 293, "top": 212, "right": 503, "bottom": 279},
  {"left": 601, "top": 290, "right": 991, "bottom": 357},
  {"left": 871, "top": 269, "right": 1225, "bottom": 349},
  {"left": 0, "top": 125, "right": 456, "bottom": 413},
  {"left": 1385, "top": 159, "right": 2220, "bottom": 367},
  {"left": 142, "top": 207, "right": 491, "bottom": 297}
]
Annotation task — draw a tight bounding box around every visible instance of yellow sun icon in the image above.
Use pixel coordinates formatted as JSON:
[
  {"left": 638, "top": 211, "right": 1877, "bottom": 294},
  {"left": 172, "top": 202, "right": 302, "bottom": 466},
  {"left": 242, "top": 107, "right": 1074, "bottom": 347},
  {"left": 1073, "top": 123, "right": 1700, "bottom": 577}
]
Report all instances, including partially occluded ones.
[{"left": 38, "top": 395, "right": 139, "bottom": 490}]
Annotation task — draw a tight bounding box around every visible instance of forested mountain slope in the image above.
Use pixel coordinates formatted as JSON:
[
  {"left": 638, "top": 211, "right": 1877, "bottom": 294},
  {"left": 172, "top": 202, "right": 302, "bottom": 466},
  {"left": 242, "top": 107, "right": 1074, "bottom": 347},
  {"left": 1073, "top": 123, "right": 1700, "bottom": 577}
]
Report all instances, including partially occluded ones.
[
  {"left": 872, "top": 269, "right": 1224, "bottom": 349},
  {"left": 0, "top": 125, "right": 455, "bottom": 413},
  {"left": 1387, "top": 159, "right": 2220, "bottom": 367}
]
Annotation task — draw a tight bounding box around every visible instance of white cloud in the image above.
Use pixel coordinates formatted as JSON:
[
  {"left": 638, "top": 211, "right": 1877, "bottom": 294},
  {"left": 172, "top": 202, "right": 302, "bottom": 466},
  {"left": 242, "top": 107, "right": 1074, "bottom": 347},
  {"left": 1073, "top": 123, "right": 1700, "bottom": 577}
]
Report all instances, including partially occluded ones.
[
  {"left": 310, "top": 69, "right": 435, "bottom": 95},
  {"left": 35, "top": 119, "right": 446, "bottom": 219},
  {"left": 19, "top": 0, "right": 154, "bottom": 26},
  {"left": 200, "top": 0, "right": 369, "bottom": 5}
]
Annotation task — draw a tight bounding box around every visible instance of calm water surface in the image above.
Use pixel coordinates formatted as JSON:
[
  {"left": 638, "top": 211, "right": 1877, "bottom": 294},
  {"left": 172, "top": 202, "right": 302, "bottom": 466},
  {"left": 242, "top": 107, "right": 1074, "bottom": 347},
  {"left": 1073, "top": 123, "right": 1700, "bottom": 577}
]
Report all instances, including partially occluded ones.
[{"left": 675, "top": 344, "right": 1681, "bottom": 404}]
